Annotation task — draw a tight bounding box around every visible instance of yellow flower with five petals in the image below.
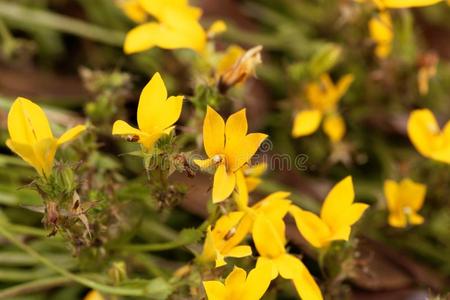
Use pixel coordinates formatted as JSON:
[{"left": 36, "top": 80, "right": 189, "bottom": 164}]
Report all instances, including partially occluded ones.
[
  {"left": 203, "top": 261, "right": 272, "bottom": 300},
  {"left": 384, "top": 178, "right": 426, "bottom": 228},
  {"left": 292, "top": 74, "right": 353, "bottom": 143},
  {"left": 112, "top": 72, "right": 183, "bottom": 151},
  {"left": 6, "top": 97, "right": 86, "bottom": 177},
  {"left": 407, "top": 108, "right": 450, "bottom": 164},
  {"left": 194, "top": 107, "right": 267, "bottom": 203},
  {"left": 289, "top": 176, "right": 369, "bottom": 249}
]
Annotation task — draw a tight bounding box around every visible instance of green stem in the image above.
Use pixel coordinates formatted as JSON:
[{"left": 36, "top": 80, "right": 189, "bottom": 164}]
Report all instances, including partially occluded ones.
[
  {"left": 0, "top": 226, "right": 145, "bottom": 296},
  {"left": 0, "top": 2, "right": 125, "bottom": 46},
  {"left": 0, "top": 276, "right": 72, "bottom": 299}
]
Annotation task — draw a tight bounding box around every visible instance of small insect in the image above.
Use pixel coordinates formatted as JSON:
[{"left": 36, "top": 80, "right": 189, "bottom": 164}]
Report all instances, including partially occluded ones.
[{"left": 126, "top": 135, "right": 140, "bottom": 142}]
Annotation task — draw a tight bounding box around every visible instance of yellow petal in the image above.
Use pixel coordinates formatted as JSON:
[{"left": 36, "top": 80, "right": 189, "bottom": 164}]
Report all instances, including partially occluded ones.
[
  {"left": 289, "top": 206, "right": 331, "bottom": 248},
  {"left": 242, "top": 259, "right": 273, "bottom": 300},
  {"left": 399, "top": 178, "right": 427, "bottom": 211},
  {"left": 200, "top": 227, "right": 216, "bottom": 263},
  {"left": 203, "top": 106, "right": 225, "bottom": 158},
  {"left": 384, "top": 179, "right": 400, "bottom": 213},
  {"left": 253, "top": 214, "right": 286, "bottom": 258},
  {"left": 224, "top": 267, "right": 246, "bottom": 294},
  {"left": 203, "top": 281, "right": 226, "bottom": 300},
  {"left": 292, "top": 109, "right": 323, "bottom": 138},
  {"left": 8, "top": 97, "right": 53, "bottom": 144},
  {"left": 212, "top": 164, "right": 236, "bottom": 203},
  {"left": 226, "top": 133, "right": 268, "bottom": 172},
  {"left": 112, "top": 120, "right": 146, "bottom": 136},
  {"left": 84, "top": 290, "right": 105, "bottom": 300},
  {"left": 409, "top": 212, "right": 425, "bottom": 225},
  {"left": 292, "top": 262, "right": 324, "bottom": 300},
  {"left": 274, "top": 254, "right": 303, "bottom": 279},
  {"left": 335, "top": 74, "right": 354, "bottom": 100},
  {"left": 216, "top": 45, "right": 244, "bottom": 77},
  {"left": 342, "top": 203, "right": 369, "bottom": 226},
  {"left": 6, "top": 139, "right": 46, "bottom": 176},
  {"left": 212, "top": 211, "right": 244, "bottom": 240},
  {"left": 245, "top": 177, "right": 262, "bottom": 192},
  {"left": 388, "top": 212, "right": 407, "bottom": 228},
  {"left": 225, "top": 109, "right": 248, "bottom": 150},
  {"left": 328, "top": 225, "right": 351, "bottom": 242},
  {"left": 256, "top": 257, "right": 279, "bottom": 280},
  {"left": 407, "top": 109, "right": 439, "bottom": 159},
  {"left": 234, "top": 169, "right": 249, "bottom": 209},
  {"left": 207, "top": 20, "right": 227, "bottom": 38},
  {"left": 57, "top": 125, "right": 86, "bottom": 145},
  {"left": 225, "top": 245, "right": 252, "bottom": 259},
  {"left": 320, "top": 176, "right": 355, "bottom": 228},
  {"left": 382, "top": 0, "right": 442, "bottom": 8},
  {"left": 119, "top": 0, "right": 147, "bottom": 23},
  {"left": 323, "top": 114, "right": 346, "bottom": 143},
  {"left": 137, "top": 72, "right": 183, "bottom": 133},
  {"left": 193, "top": 158, "right": 216, "bottom": 170}
]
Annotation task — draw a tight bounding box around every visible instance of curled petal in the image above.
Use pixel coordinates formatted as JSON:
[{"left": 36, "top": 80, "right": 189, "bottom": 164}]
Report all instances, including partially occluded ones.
[{"left": 57, "top": 125, "right": 86, "bottom": 145}]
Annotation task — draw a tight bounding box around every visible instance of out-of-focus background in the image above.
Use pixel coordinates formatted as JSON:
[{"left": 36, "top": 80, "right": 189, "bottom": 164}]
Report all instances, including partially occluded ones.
[{"left": 0, "top": 0, "right": 449, "bottom": 299}]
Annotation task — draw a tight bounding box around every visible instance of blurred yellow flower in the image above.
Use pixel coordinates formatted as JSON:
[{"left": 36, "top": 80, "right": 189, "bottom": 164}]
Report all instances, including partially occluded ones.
[
  {"left": 290, "top": 176, "right": 369, "bottom": 248},
  {"left": 241, "top": 162, "right": 267, "bottom": 192},
  {"left": 369, "top": 11, "right": 393, "bottom": 59},
  {"left": 252, "top": 214, "right": 323, "bottom": 300},
  {"left": 203, "top": 261, "right": 272, "bottom": 300},
  {"left": 6, "top": 97, "right": 86, "bottom": 177},
  {"left": 407, "top": 109, "right": 450, "bottom": 163},
  {"left": 84, "top": 290, "right": 104, "bottom": 300},
  {"left": 112, "top": 72, "right": 183, "bottom": 151},
  {"left": 194, "top": 107, "right": 267, "bottom": 203},
  {"left": 379, "top": 0, "right": 443, "bottom": 8},
  {"left": 384, "top": 179, "right": 426, "bottom": 228},
  {"left": 292, "top": 73, "right": 353, "bottom": 143},
  {"left": 123, "top": 0, "right": 206, "bottom": 54},
  {"left": 200, "top": 212, "right": 252, "bottom": 267},
  {"left": 417, "top": 52, "right": 438, "bottom": 95}
]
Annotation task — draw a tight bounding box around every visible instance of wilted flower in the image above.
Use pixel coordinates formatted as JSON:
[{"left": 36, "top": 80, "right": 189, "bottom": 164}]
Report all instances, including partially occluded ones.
[
  {"left": 112, "top": 72, "right": 183, "bottom": 151},
  {"left": 199, "top": 212, "right": 252, "bottom": 267},
  {"left": 407, "top": 108, "right": 450, "bottom": 164},
  {"left": 203, "top": 261, "right": 272, "bottom": 300},
  {"left": 252, "top": 214, "right": 323, "bottom": 300},
  {"left": 290, "top": 176, "right": 369, "bottom": 248},
  {"left": 384, "top": 178, "right": 426, "bottom": 228},
  {"left": 6, "top": 97, "right": 86, "bottom": 177},
  {"left": 217, "top": 45, "right": 263, "bottom": 92},
  {"left": 417, "top": 52, "right": 439, "bottom": 95},
  {"left": 292, "top": 73, "right": 353, "bottom": 143},
  {"left": 194, "top": 107, "right": 267, "bottom": 203}
]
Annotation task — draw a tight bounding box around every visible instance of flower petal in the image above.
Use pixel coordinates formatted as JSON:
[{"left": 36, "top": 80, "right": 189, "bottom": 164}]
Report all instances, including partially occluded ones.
[
  {"left": 275, "top": 254, "right": 303, "bottom": 279},
  {"left": 382, "top": 0, "right": 442, "bottom": 8},
  {"left": 292, "top": 261, "right": 323, "bottom": 300},
  {"left": 289, "top": 206, "right": 330, "bottom": 248},
  {"left": 212, "top": 164, "right": 236, "bottom": 203},
  {"left": 320, "top": 176, "right": 355, "bottom": 228},
  {"left": 225, "top": 245, "right": 252, "bottom": 259},
  {"left": 384, "top": 179, "right": 399, "bottom": 213},
  {"left": 203, "top": 106, "right": 225, "bottom": 158},
  {"left": 6, "top": 139, "right": 44, "bottom": 176},
  {"left": 8, "top": 97, "right": 53, "bottom": 144},
  {"left": 323, "top": 114, "right": 345, "bottom": 143},
  {"left": 292, "top": 109, "right": 323, "bottom": 138},
  {"left": 203, "top": 281, "right": 226, "bottom": 300},
  {"left": 112, "top": 120, "right": 145, "bottom": 136},
  {"left": 224, "top": 267, "right": 246, "bottom": 293},
  {"left": 399, "top": 178, "right": 427, "bottom": 211},
  {"left": 57, "top": 125, "right": 86, "bottom": 145},
  {"left": 226, "top": 133, "right": 268, "bottom": 172},
  {"left": 253, "top": 214, "right": 286, "bottom": 258},
  {"left": 407, "top": 108, "right": 439, "bottom": 159},
  {"left": 225, "top": 108, "right": 248, "bottom": 148},
  {"left": 242, "top": 259, "right": 273, "bottom": 300}
]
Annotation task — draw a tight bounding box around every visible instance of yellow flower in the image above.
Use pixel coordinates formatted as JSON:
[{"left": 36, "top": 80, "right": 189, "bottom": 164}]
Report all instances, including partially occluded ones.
[
  {"left": 384, "top": 179, "right": 426, "bottom": 228},
  {"left": 252, "top": 214, "right": 323, "bottom": 300},
  {"left": 117, "top": 0, "right": 147, "bottom": 23},
  {"left": 123, "top": 0, "right": 206, "bottom": 54},
  {"left": 379, "top": 0, "right": 442, "bottom": 8},
  {"left": 84, "top": 290, "right": 104, "bottom": 300},
  {"left": 199, "top": 212, "right": 252, "bottom": 267},
  {"left": 203, "top": 261, "right": 272, "bottom": 300},
  {"left": 369, "top": 11, "right": 393, "bottom": 59},
  {"left": 112, "top": 72, "right": 183, "bottom": 151},
  {"left": 292, "top": 74, "right": 353, "bottom": 143},
  {"left": 407, "top": 109, "right": 450, "bottom": 163},
  {"left": 194, "top": 107, "right": 267, "bottom": 203},
  {"left": 290, "top": 176, "right": 369, "bottom": 249},
  {"left": 6, "top": 97, "right": 86, "bottom": 177}
]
